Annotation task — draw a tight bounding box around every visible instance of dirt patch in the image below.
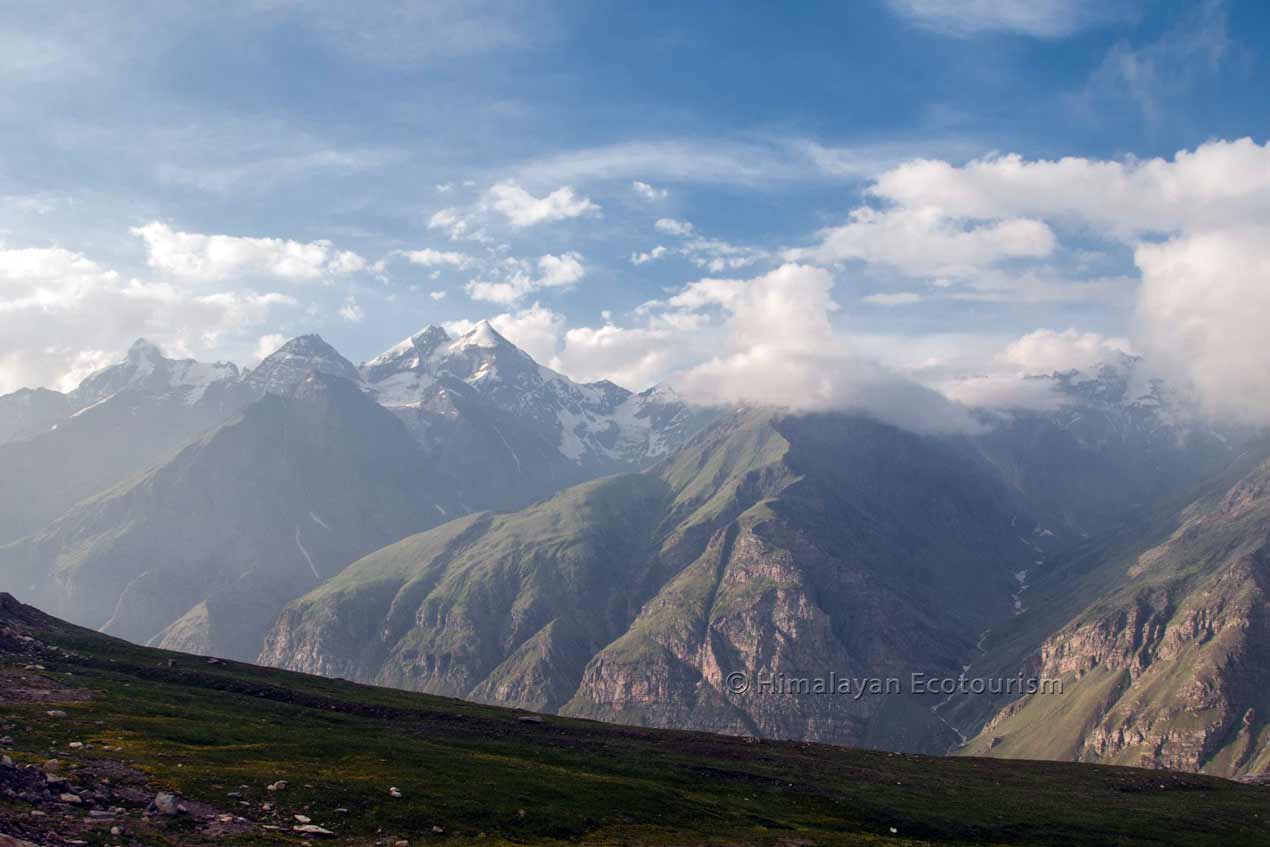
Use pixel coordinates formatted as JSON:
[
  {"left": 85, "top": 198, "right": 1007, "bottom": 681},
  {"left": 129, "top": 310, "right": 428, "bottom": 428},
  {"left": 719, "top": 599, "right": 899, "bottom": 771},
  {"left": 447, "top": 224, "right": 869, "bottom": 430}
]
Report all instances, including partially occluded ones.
[{"left": 0, "top": 672, "right": 91, "bottom": 705}]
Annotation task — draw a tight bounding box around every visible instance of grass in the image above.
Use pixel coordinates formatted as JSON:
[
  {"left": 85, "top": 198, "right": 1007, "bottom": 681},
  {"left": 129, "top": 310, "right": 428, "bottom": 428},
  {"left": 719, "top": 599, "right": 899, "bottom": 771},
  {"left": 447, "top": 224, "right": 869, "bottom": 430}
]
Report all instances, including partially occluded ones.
[{"left": 1, "top": 595, "right": 1268, "bottom": 846}]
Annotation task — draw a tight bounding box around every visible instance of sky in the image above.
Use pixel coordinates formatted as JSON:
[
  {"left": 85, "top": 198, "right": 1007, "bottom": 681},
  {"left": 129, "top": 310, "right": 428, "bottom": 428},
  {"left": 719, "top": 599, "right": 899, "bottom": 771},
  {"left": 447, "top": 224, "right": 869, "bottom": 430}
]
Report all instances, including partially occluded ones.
[{"left": 3, "top": 0, "right": 1270, "bottom": 426}]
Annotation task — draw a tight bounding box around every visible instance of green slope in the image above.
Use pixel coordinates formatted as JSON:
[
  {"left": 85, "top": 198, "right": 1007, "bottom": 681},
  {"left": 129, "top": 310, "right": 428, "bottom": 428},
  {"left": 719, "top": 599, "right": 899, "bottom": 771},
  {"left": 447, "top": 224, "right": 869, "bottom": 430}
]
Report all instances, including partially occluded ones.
[{"left": 2, "top": 593, "right": 1268, "bottom": 846}]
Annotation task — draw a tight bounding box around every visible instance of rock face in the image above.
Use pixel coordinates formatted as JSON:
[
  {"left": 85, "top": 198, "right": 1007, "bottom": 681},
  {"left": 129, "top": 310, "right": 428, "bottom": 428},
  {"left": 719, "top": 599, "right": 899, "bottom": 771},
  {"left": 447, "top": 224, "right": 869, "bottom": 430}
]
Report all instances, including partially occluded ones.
[
  {"left": 962, "top": 452, "right": 1270, "bottom": 778},
  {"left": 261, "top": 411, "right": 1044, "bottom": 752}
]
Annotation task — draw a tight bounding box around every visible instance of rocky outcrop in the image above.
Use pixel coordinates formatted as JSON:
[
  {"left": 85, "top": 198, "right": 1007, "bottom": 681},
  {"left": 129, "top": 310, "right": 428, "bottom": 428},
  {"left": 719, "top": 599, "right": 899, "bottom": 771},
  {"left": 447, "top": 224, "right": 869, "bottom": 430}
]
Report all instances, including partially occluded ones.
[{"left": 964, "top": 458, "right": 1270, "bottom": 778}]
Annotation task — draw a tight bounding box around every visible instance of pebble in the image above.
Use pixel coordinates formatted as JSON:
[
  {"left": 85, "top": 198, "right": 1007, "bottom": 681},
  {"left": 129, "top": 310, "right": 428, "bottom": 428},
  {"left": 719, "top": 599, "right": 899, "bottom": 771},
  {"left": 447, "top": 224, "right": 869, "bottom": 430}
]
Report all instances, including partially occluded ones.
[
  {"left": 46, "top": 710, "right": 67, "bottom": 718},
  {"left": 267, "top": 780, "right": 288, "bottom": 791},
  {"left": 388, "top": 786, "right": 402, "bottom": 798},
  {"left": 292, "top": 823, "right": 335, "bottom": 836},
  {"left": 295, "top": 814, "right": 312, "bottom": 824}
]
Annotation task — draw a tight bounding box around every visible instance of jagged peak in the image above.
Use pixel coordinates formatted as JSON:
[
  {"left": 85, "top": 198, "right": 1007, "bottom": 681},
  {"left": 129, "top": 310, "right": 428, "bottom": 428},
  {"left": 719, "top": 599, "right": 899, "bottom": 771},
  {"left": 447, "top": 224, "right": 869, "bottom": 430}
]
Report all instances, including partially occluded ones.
[
  {"left": 127, "top": 337, "right": 164, "bottom": 359},
  {"left": 451, "top": 319, "right": 511, "bottom": 351}
]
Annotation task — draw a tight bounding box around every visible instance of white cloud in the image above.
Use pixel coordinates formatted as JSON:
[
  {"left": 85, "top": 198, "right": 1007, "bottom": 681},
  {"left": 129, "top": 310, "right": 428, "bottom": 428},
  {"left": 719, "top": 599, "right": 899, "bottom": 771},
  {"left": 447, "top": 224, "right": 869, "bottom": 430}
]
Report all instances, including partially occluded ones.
[
  {"left": 401, "top": 248, "right": 473, "bottom": 268},
  {"left": 652, "top": 218, "right": 770, "bottom": 272},
  {"left": 484, "top": 181, "right": 600, "bottom": 227},
  {"left": 427, "top": 208, "right": 488, "bottom": 243},
  {"left": 788, "top": 205, "right": 1055, "bottom": 278},
  {"left": 632, "top": 180, "right": 668, "bottom": 200},
  {"left": 131, "top": 222, "right": 367, "bottom": 283},
  {"left": 553, "top": 323, "right": 678, "bottom": 390},
  {"left": 630, "top": 246, "right": 668, "bottom": 265},
  {"left": 339, "top": 295, "right": 364, "bottom": 323},
  {"left": 834, "top": 138, "right": 1270, "bottom": 422},
  {"left": 885, "top": 0, "right": 1119, "bottom": 38},
  {"left": 465, "top": 252, "right": 587, "bottom": 305},
  {"left": 1001, "top": 328, "right": 1132, "bottom": 374},
  {"left": 863, "top": 292, "right": 926, "bottom": 307},
  {"left": 429, "top": 290, "right": 447, "bottom": 301},
  {"left": 0, "top": 246, "right": 297, "bottom": 392},
  {"left": 666, "top": 265, "right": 981, "bottom": 433},
  {"left": 254, "top": 333, "right": 289, "bottom": 363},
  {"left": 1134, "top": 227, "right": 1270, "bottom": 425},
  {"left": 655, "top": 218, "right": 695, "bottom": 236},
  {"left": 867, "top": 139, "right": 1270, "bottom": 239}
]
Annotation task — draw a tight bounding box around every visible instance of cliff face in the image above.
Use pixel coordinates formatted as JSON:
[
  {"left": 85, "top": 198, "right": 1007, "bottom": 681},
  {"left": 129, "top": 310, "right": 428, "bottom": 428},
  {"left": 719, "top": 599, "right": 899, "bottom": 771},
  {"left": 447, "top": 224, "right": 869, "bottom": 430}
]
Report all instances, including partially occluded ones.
[
  {"left": 964, "top": 458, "right": 1270, "bottom": 778},
  {"left": 261, "top": 411, "right": 1041, "bottom": 752}
]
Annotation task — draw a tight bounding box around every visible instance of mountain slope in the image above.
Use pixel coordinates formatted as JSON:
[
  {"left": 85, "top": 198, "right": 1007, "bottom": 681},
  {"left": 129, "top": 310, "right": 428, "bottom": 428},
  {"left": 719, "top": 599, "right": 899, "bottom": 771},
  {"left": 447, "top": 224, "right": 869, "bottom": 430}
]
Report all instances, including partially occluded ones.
[
  {"left": 0, "top": 341, "right": 251, "bottom": 544},
  {"left": 7, "top": 593, "right": 1267, "bottom": 847},
  {"left": 262, "top": 410, "right": 1045, "bottom": 752},
  {"left": 0, "top": 372, "right": 464, "bottom": 661},
  {"left": 961, "top": 445, "right": 1270, "bottom": 778}
]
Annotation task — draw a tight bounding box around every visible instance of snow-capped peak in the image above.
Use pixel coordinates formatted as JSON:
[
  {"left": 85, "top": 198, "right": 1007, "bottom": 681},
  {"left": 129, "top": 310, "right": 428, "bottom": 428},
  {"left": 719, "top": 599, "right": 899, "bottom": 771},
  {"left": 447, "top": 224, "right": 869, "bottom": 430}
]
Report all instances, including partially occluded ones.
[
  {"left": 71, "top": 339, "right": 240, "bottom": 407},
  {"left": 247, "top": 334, "right": 361, "bottom": 396},
  {"left": 451, "top": 320, "right": 508, "bottom": 351}
]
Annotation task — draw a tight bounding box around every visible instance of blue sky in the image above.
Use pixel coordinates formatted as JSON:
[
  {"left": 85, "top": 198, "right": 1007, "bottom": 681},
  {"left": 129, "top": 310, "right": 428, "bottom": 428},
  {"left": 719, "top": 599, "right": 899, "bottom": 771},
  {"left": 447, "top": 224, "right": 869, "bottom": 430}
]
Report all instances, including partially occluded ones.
[{"left": 4, "top": 0, "right": 1270, "bottom": 423}]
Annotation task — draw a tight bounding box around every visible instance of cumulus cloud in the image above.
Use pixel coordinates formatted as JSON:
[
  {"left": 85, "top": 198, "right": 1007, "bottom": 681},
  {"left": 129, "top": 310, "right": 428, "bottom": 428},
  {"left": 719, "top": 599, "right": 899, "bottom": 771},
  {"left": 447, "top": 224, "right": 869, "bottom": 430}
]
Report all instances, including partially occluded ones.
[
  {"left": 131, "top": 222, "right": 367, "bottom": 282},
  {"left": 1134, "top": 227, "right": 1270, "bottom": 425},
  {"left": 485, "top": 181, "right": 599, "bottom": 227},
  {"left": 655, "top": 218, "right": 695, "bottom": 237},
  {"left": 840, "top": 138, "right": 1270, "bottom": 422},
  {"left": 1001, "top": 328, "right": 1132, "bottom": 374},
  {"left": 630, "top": 245, "right": 668, "bottom": 265},
  {"left": 867, "top": 139, "right": 1270, "bottom": 239},
  {"left": 465, "top": 252, "right": 586, "bottom": 305},
  {"left": 0, "top": 246, "right": 297, "bottom": 392},
  {"left": 789, "top": 205, "right": 1054, "bottom": 278},
  {"left": 651, "top": 264, "right": 982, "bottom": 433}
]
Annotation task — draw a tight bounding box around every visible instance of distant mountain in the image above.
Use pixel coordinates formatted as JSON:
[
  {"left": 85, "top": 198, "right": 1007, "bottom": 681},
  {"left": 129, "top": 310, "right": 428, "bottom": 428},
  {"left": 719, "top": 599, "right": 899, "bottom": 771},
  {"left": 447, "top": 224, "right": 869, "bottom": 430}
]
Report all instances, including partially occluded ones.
[
  {"left": 0, "top": 327, "right": 713, "bottom": 660},
  {"left": 968, "top": 355, "right": 1235, "bottom": 539},
  {"left": 960, "top": 442, "right": 1270, "bottom": 778},
  {"left": 0, "top": 387, "right": 74, "bottom": 445},
  {"left": 0, "top": 371, "right": 466, "bottom": 661},
  {"left": 359, "top": 321, "right": 715, "bottom": 510},
  {"left": 0, "top": 340, "right": 252, "bottom": 544},
  {"left": 261, "top": 409, "right": 1046, "bottom": 752}
]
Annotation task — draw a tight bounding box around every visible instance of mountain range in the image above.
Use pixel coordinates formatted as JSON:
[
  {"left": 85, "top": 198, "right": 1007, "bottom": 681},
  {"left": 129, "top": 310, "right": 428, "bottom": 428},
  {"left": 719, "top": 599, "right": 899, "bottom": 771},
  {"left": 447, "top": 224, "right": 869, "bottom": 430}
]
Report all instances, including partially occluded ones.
[
  {"left": 0, "top": 323, "right": 709, "bottom": 660},
  {"left": 1, "top": 325, "right": 1266, "bottom": 779}
]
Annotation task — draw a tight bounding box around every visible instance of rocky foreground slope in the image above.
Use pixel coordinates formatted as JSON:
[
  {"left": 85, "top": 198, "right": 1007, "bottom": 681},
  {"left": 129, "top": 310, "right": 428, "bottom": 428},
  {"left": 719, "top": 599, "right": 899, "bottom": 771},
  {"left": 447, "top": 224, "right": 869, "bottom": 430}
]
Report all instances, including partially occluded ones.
[{"left": 3, "top": 592, "right": 1267, "bottom": 846}]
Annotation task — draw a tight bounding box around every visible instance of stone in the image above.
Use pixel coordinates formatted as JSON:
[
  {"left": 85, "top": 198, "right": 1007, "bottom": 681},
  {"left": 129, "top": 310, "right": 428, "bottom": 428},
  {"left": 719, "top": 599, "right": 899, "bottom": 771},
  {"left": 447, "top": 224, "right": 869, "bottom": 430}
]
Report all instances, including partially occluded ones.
[
  {"left": 45, "top": 710, "right": 67, "bottom": 718},
  {"left": 151, "top": 792, "right": 185, "bottom": 816},
  {"left": 59, "top": 792, "right": 82, "bottom": 804},
  {"left": 267, "top": 780, "right": 288, "bottom": 791},
  {"left": 388, "top": 786, "right": 402, "bottom": 798},
  {"left": 294, "top": 814, "right": 312, "bottom": 824},
  {"left": 292, "top": 824, "right": 334, "bottom": 836}
]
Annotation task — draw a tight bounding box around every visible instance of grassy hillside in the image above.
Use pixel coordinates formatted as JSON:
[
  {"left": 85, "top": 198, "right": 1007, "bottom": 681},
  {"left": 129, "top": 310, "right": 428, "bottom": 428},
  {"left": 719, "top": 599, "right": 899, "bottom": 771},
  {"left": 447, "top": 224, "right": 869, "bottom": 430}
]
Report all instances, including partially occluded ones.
[{"left": 1, "top": 593, "right": 1267, "bottom": 846}]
